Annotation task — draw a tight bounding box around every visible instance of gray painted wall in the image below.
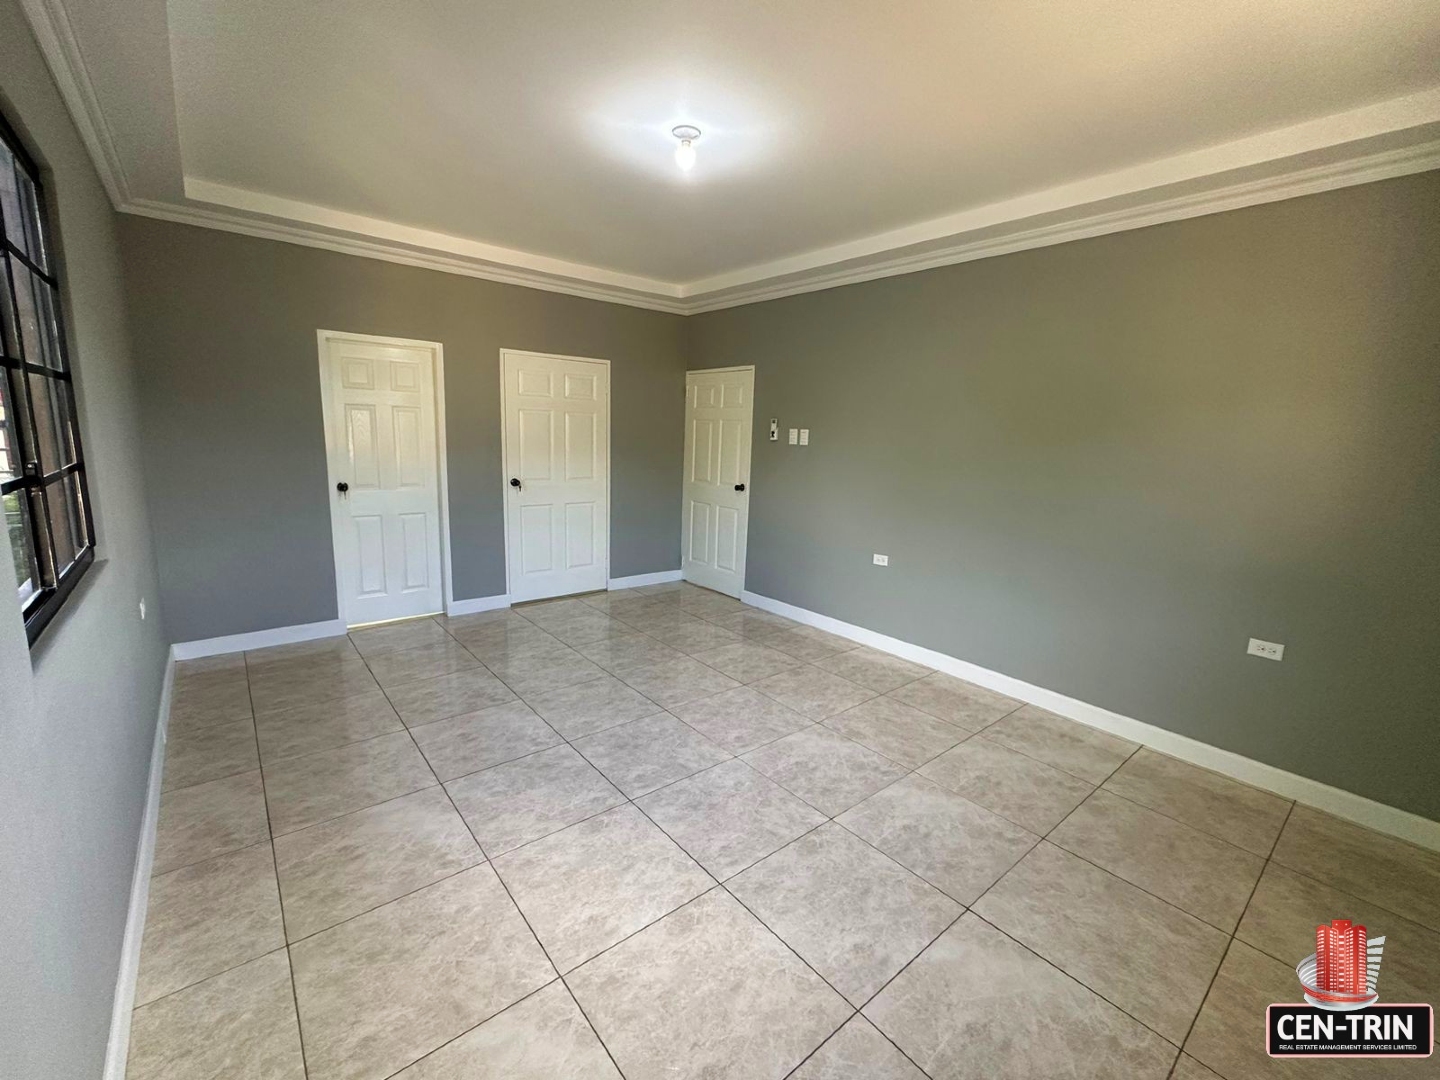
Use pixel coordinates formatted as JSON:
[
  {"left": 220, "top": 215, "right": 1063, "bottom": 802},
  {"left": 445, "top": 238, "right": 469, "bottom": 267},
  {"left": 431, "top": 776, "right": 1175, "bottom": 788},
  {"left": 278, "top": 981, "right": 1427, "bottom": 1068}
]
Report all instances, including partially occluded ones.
[
  {"left": 0, "top": 3, "right": 168, "bottom": 1077},
  {"left": 119, "top": 219, "right": 687, "bottom": 642},
  {"left": 687, "top": 171, "right": 1440, "bottom": 822}
]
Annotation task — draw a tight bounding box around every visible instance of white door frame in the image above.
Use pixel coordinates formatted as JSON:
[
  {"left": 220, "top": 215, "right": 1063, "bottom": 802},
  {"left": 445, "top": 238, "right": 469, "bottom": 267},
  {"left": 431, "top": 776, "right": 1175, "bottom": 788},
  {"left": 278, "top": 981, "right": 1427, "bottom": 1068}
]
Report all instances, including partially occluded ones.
[
  {"left": 317, "top": 329, "right": 453, "bottom": 624},
  {"left": 498, "top": 348, "right": 612, "bottom": 600},
  {"left": 681, "top": 364, "right": 755, "bottom": 597}
]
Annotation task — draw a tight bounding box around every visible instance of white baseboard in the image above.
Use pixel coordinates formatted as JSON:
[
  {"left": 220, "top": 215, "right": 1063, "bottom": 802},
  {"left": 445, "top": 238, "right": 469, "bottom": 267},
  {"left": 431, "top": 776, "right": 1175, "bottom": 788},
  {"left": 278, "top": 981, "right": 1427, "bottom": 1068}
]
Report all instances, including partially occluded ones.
[
  {"left": 446, "top": 594, "right": 510, "bottom": 616},
  {"left": 609, "top": 569, "right": 683, "bottom": 590},
  {"left": 169, "top": 618, "right": 348, "bottom": 661},
  {"left": 742, "top": 590, "right": 1440, "bottom": 854},
  {"left": 102, "top": 656, "right": 173, "bottom": 1080}
]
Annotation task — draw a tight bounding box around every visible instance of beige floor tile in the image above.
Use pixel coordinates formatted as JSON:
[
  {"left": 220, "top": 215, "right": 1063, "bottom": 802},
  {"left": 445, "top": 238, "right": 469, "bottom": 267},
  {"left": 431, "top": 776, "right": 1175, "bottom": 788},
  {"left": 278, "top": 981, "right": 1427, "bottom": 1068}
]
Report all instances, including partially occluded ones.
[
  {"left": 707, "top": 609, "right": 800, "bottom": 638},
  {"left": 253, "top": 689, "right": 403, "bottom": 763},
  {"left": 757, "top": 625, "right": 859, "bottom": 662},
  {"left": 1236, "top": 861, "right": 1440, "bottom": 1006},
  {"left": 1050, "top": 790, "right": 1265, "bottom": 931},
  {"left": 981, "top": 705, "right": 1138, "bottom": 784},
  {"left": 263, "top": 731, "right": 436, "bottom": 835},
  {"left": 384, "top": 667, "right": 516, "bottom": 726},
  {"left": 753, "top": 665, "right": 876, "bottom": 720},
  {"left": 126, "top": 951, "right": 304, "bottom": 1080},
  {"left": 409, "top": 700, "right": 562, "bottom": 781},
  {"left": 348, "top": 617, "right": 451, "bottom": 659},
  {"left": 812, "top": 647, "right": 931, "bottom": 694},
  {"left": 574, "top": 631, "right": 685, "bottom": 675},
  {"left": 391, "top": 980, "right": 621, "bottom": 1079},
  {"left": 174, "top": 652, "right": 247, "bottom": 678},
  {"left": 618, "top": 656, "right": 742, "bottom": 709},
  {"left": 247, "top": 653, "right": 379, "bottom": 714},
  {"left": 691, "top": 640, "right": 803, "bottom": 683},
  {"left": 152, "top": 769, "right": 269, "bottom": 875},
  {"left": 1170, "top": 1054, "right": 1225, "bottom": 1080},
  {"left": 514, "top": 598, "right": 597, "bottom": 629},
  {"left": 791, "top": 1016, "right": 926, "bottom": 1080},
  {"left": 136, "top": 843, "right": 284, "bottom": 1005},
  {"left": 679, "top": 591, "right": 747, "bottom": 619},
  {"left": 568, "top": 890, "right": 850, "bottom": 1080},
  {"left": 636, "top": 759, "right": 826, "bottom": 879},
  {"left": 730, "top": 823, "right": 961, "bottom": 1005},
  {"left": 290, "top": 865, "right": 554, "bottom": 1080},
  {"left": 884, "top": 672, "right": 1021, "bottom": 732},
  {"left": 864, "top": 914, "right": 1176, "bottom": 1080},
  {"left": 273, "top": 787, "right": 482, "bottom": 940},
  {"left": 160, "top": 716, "right": 259, "bottom": 792},
  {"left": 612, "top": 606, "right": 707, "bottom": 637},
  {"left": 486, "top": 649, "right": 608, "bottom": 697},
  {"left": 662, "top": 618, "right": 746, "bottom": 655},
  {"left": 167, "top": 672, "right": 252, "bottom": 733},
  {"left": 1270, "top": 805, "right": 1440, "bottom": 934},
  {"left": 838, "top": 774, "right": 1039, "bottom": 904},
  {"left": 363, "top": 639, "right": 482, "bottom": 690},
  {"left": 823, "top": 696, "right": 967, "bottom": 769},
  {"left": 974, "top": 841, "right": 1229, "bottom": 1042},
  {"left": 244, "top": 635, "right": 358, "bottom": 672},
  {"left": 453, "top": 623, "right": 568, "bottom": 662},
  {"left": 573, "top": 713, "right": 732, "bottom": 797},
  {"left": 523, "top": 673, "right": 662, "bottom": 739},
  {"left": 446, "top": 744, "right": 624, "bottom": 856},
  {"left": 436, "top": 609, "right": 531, "bottom": 637},
  {"left": 543, "top": 612, "right": 634, "bottom": 647},
  {"left": 1102, "top": 748, "right": 1292, "bottom": 856},
  {"left": 743, "top": 726, "right": 908, "bottom": 817},
  {"left": 916, "top": 735, "right": 1094, "bottom": 833},
  {"left": 492, "top": 804, "right": 713, "bottom": 972},
  {"left": 671, "top": 685, "right": 813, "bottom": 755}
]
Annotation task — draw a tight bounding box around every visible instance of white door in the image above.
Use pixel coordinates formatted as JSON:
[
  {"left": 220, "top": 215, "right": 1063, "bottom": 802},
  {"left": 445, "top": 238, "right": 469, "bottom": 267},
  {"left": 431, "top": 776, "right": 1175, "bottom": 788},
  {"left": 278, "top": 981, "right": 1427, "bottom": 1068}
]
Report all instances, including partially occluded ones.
[
  {"left": 501, "top": 350, "right": 610, "bottom": 602},
  {"left": 320, "top": 333, "right": 446, "bottom": 626},
  {"left": 681, "top": 367, "right": 753, "bottom": 597}
]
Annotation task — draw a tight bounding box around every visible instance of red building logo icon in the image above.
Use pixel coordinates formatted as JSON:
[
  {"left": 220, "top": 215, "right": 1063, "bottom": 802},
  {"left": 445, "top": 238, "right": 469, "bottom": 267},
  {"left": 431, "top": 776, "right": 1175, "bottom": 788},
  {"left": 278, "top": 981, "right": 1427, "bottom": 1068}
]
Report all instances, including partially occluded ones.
[{"left": 1297, "top": 919, "right": 1385, "bottom": 1011}]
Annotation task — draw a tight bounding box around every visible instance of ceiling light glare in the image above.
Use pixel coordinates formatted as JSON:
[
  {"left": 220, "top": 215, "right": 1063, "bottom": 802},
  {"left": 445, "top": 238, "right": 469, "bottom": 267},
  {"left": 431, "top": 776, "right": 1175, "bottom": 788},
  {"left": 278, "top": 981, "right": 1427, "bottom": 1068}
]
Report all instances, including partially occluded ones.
[{"left": 672, "top": 125, "right": 700, "bottom": 172}]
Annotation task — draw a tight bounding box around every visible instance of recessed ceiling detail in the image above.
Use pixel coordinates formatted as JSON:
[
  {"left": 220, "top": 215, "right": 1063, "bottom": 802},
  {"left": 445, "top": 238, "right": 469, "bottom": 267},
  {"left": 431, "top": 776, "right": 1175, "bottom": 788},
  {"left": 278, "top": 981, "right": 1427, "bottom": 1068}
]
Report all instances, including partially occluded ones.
[{"left": 20, "top": 0, "right": 1440, "bottom": 313}]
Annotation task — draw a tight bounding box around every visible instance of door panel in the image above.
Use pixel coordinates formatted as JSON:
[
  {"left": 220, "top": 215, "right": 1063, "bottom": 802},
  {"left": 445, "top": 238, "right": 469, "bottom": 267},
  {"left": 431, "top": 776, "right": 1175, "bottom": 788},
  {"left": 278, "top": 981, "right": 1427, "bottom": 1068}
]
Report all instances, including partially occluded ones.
[
  {"left": 503, "top": 351, "right": 609, "bottom": 601},
  {"left": 681, "top": 368, "right": 752, "bottom": 597},
  {"left": 324, "top": 336, "right": 445, "bottom": 625}
]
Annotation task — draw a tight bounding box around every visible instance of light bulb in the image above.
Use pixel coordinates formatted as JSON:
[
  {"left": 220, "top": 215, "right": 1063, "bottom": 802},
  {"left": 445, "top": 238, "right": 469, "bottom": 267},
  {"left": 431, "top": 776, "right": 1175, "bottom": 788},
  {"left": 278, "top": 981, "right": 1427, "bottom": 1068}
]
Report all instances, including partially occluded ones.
[{"left": 671, "top": 125, "right": 700, "bottom": 172}]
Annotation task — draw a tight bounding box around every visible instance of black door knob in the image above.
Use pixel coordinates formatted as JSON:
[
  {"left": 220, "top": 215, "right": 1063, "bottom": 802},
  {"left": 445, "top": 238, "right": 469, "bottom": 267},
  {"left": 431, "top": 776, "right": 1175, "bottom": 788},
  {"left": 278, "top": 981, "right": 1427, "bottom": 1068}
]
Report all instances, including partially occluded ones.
[
  {"left": 734, "top": 483, "right": 746, "bottom": 492},
  {"left": 509, "top": 477, "right": 522, "bottom": 490},
  {"left": 336, "top": 482, "right": 349, "bottom": 494}
]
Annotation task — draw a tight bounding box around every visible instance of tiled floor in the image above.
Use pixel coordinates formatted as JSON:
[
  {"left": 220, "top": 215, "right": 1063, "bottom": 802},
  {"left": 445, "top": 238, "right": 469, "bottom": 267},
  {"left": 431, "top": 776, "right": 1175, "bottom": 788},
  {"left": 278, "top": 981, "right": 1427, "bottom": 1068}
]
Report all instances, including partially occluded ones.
[{"left": 129, "top": 582, "right": 1440, "bottom": 1079}]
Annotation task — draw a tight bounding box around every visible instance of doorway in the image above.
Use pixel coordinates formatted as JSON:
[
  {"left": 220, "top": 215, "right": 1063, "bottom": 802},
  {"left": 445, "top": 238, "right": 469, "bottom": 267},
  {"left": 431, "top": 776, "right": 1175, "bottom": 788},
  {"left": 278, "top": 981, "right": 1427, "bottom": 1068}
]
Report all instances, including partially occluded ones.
[
  {"left": 500, "top": 349, "right": 611, "bottom": 602},
  {"left": 681, "top": 366, "right": 753, "bottom": 598},
  {"left": 318, "top": 331, "right": 449, "bottom": 626}
]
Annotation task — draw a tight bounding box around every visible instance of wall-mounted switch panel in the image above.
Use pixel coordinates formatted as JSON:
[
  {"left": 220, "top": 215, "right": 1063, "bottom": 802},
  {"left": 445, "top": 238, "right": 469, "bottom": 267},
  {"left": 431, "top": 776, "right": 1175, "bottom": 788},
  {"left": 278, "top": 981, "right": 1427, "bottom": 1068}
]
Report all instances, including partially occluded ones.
[
  {"left": 1247, "top": 638, "right": 1285, "bottom": 661},
  {"left": 799, "top": 428, "right": 810, "bottom": 445},
  {"left": 873, "top": 553, "right": 889, "bottom": 566},
  {"left": 788, "top": 428, "right": 798, "bottom": 444},
  {"left": 769, "top": 418, "right": 779, "bottom": 441}
]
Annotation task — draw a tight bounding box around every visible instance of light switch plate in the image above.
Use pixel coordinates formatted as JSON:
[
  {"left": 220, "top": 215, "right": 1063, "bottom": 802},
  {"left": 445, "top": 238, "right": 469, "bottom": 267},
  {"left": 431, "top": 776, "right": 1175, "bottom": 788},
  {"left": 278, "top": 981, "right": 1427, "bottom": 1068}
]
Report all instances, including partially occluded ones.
[
  {"left": 873, "top": 553, "right": 889, "bottom": 566},
  {"left": 788, "top": 428, "right": 798, "bottom": 445},
  {"left": 769, "top": 418, "right": 779, "bottom": 442},
  {"left": 799, "top": 428, "right": 810, "bottom": 445}
]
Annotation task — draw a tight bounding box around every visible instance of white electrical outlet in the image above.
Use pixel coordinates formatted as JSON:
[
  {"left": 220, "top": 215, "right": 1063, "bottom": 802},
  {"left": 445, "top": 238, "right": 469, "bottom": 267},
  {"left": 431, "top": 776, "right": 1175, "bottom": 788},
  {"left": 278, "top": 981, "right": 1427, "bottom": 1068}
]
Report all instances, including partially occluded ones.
[
  {"left": 1247, "top": 638, "right": 1284, "bottom": 661},
  {"left": 788, "top": 428, "right": 798, "bottom": 445},
  {"left": 873, "top": 553, "right": 889, "bottom": 566},
  {"left": 799, "top": 428, "right": 810, "bottom": 445},
  {"left": 769, "top": 418, "right": 779, "bottom": 442}
]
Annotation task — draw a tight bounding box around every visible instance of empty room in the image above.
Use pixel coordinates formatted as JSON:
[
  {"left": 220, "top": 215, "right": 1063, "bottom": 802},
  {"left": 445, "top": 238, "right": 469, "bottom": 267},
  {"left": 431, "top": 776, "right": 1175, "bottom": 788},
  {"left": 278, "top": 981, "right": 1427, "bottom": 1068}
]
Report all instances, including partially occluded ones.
[{"left": 3, "top": 1, "right": 1439, "bottom": 1078}]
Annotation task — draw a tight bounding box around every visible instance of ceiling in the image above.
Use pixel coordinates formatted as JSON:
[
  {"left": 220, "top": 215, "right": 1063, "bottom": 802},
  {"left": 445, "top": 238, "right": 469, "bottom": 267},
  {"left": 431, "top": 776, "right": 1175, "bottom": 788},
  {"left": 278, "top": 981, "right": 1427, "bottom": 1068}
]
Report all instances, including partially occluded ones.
[{"left": 23, "top": 0, "right": 1440, "bottom": 311}]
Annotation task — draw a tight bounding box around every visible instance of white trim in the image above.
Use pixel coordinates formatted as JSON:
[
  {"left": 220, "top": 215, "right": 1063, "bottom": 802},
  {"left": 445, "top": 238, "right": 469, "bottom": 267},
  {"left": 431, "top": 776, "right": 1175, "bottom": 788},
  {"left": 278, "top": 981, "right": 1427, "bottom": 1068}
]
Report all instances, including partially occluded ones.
[
  {"left": 445, "top": 593, "right": 511, "bottom": 616},
  {"left": 169, "top": 618, "right": 347, "bottom": 661},
  {"left": 498, "top": 350, "right": 613, "bottom": 602},
  {"left": 742, "top": 590, "right": 1440, "bottom": 854},
  {"left": 316, "top": 330, "right": 450, "bottom": 628},
  {"left": 101, "top": 657, "right": 172, "bottom": 1080},
  {"left": 17, "top": 0, "right": 131, "bottom": 205},
  {"left": 608, "top": 570, "right": 683, "bottom": 590}
]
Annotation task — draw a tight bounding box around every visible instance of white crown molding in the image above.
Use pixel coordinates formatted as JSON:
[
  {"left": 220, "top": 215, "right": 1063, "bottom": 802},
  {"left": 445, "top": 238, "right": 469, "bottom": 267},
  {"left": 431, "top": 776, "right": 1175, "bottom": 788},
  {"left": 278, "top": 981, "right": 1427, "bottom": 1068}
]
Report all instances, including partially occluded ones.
[
  {"left": 18, "top": 0, "right": 131, "bottom": 204},
  {"left": 21, "top": 0, "right": 1440, "bottom": 316}
]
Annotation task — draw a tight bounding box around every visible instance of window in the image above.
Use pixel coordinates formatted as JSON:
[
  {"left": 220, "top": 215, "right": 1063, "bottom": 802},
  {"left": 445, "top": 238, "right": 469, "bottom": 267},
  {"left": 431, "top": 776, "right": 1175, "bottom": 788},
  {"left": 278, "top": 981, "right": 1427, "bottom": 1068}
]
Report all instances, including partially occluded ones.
[{"left": 0, "top": 111, "right": 94, "bottom": 644}]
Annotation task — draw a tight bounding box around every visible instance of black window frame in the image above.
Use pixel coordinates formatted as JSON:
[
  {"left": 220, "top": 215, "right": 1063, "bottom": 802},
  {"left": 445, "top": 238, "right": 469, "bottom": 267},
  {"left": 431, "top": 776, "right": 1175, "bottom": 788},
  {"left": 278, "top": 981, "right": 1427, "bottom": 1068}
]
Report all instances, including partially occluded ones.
[{"left": 0, "top": 108, "right": 95, "bottom": 645}]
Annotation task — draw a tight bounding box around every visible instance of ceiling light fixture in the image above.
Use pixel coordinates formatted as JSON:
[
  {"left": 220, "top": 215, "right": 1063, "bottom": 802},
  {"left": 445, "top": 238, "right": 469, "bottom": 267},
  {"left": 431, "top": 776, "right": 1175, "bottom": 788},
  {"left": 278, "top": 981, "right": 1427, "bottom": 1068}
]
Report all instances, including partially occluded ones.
[{"left": 672, "top": 125, "right": 700, "bottom": 172}]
